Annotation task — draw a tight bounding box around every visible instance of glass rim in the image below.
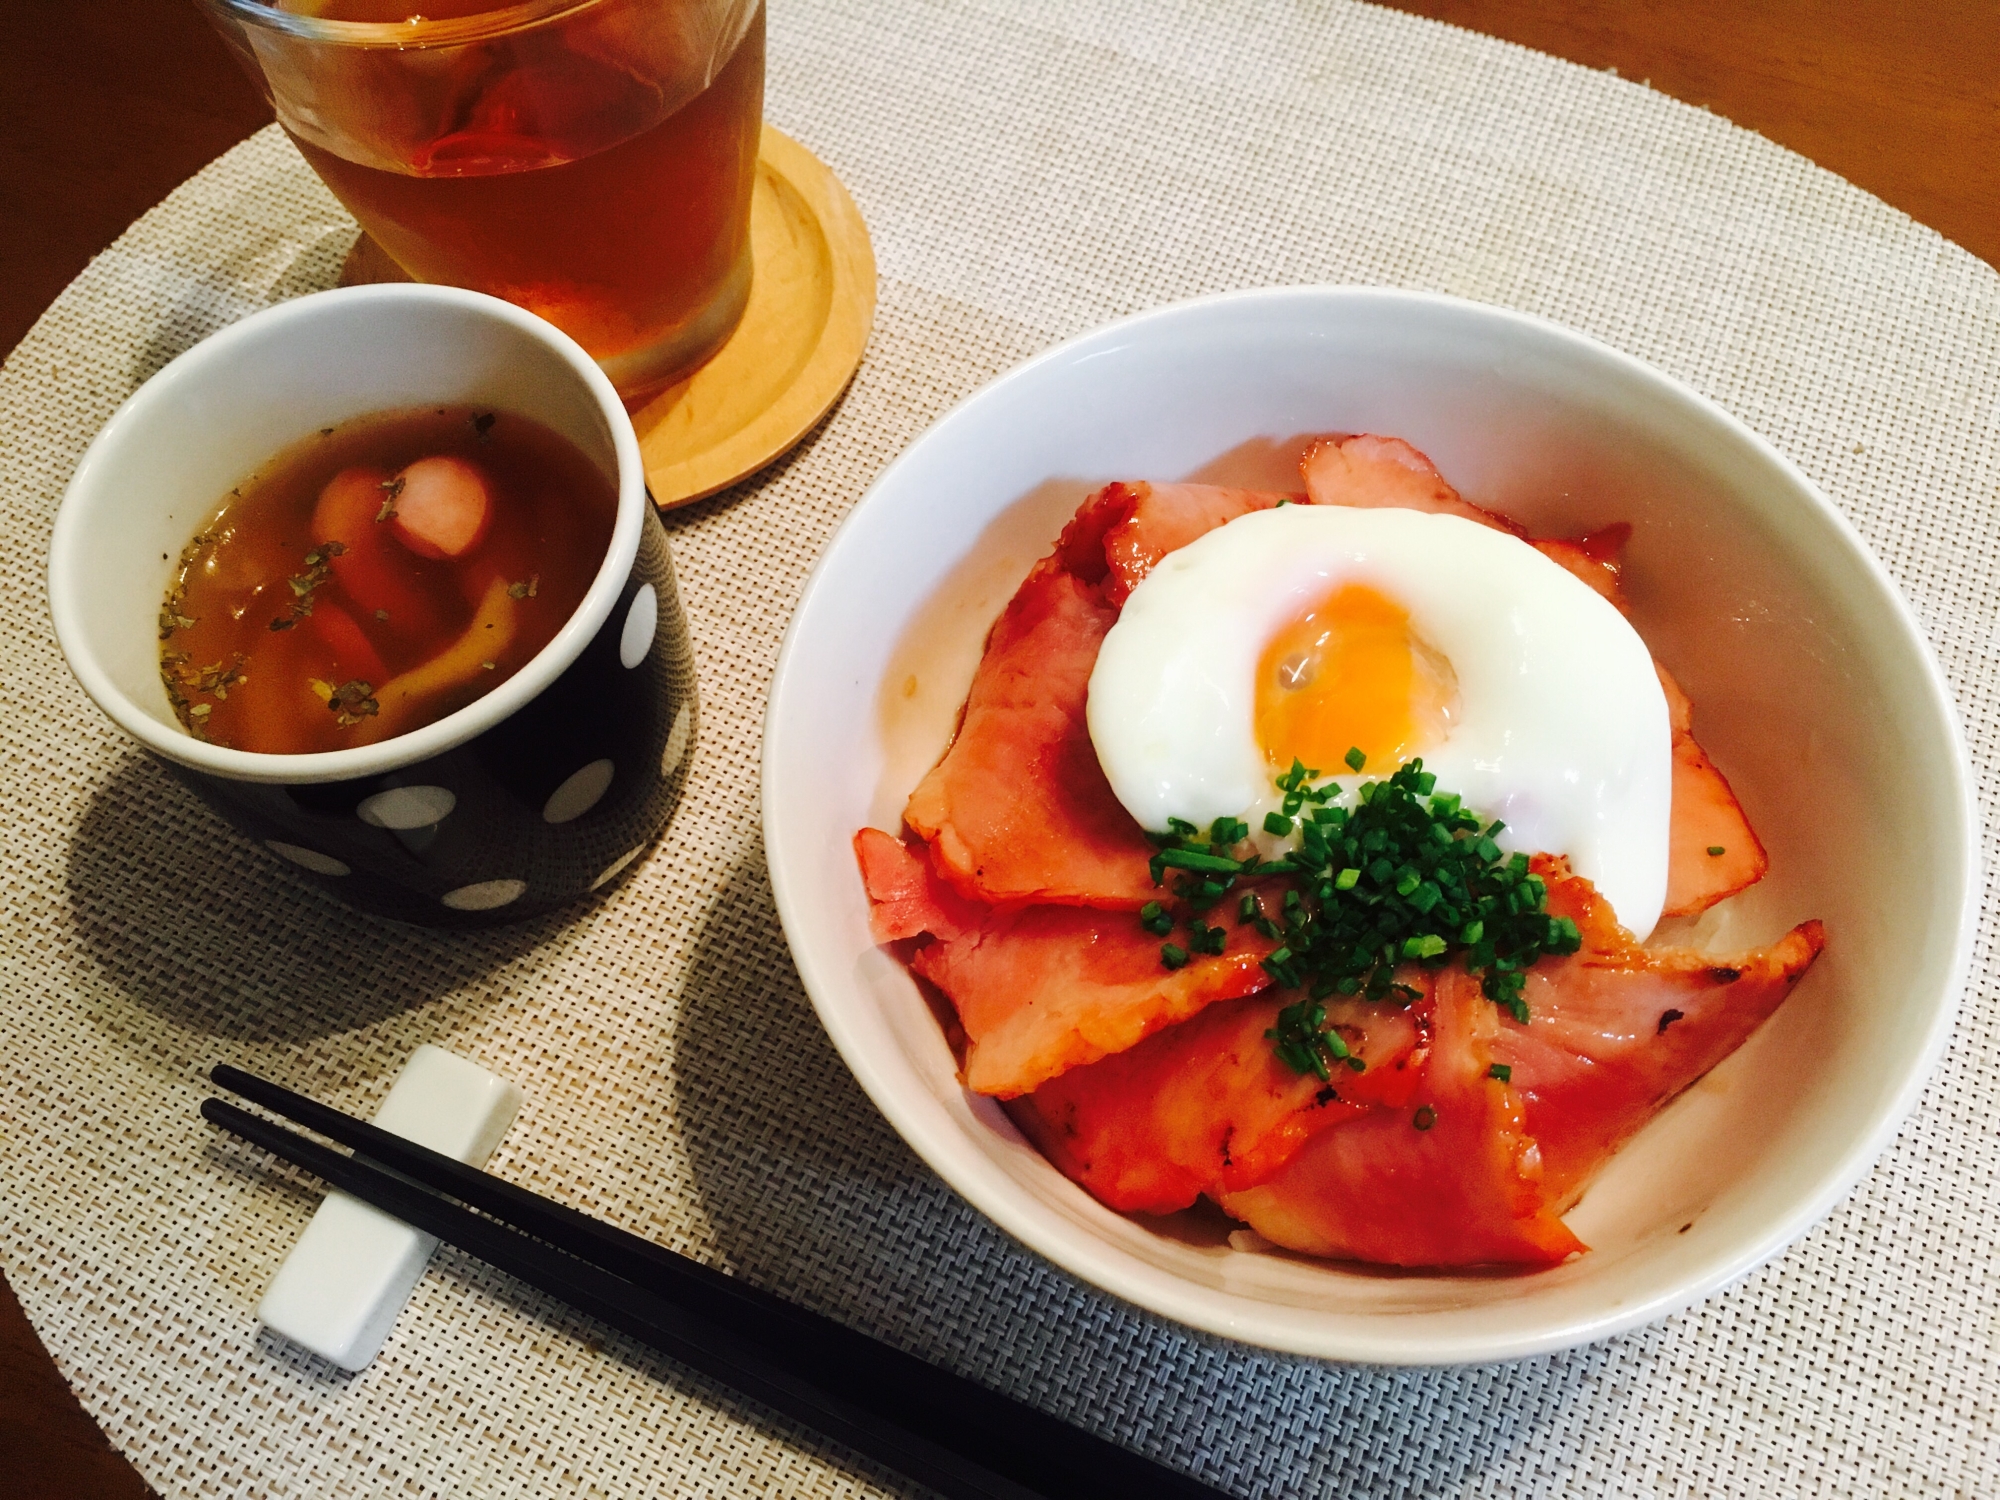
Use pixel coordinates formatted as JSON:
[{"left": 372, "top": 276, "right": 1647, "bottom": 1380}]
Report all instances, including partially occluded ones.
[{"left": 199, "top": 0, "right": 608, "bottom": 48}]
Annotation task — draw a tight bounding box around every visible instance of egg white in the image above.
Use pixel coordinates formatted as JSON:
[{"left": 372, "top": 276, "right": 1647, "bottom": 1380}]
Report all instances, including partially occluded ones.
[{"left": 1085, "top": 504, "right": 1673, "bottom": 937}]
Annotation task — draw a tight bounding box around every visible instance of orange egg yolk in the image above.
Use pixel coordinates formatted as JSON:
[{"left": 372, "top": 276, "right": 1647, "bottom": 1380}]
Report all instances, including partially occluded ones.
[{"left": 1254, "top": 582, "right": 1459, "bottom": 773}]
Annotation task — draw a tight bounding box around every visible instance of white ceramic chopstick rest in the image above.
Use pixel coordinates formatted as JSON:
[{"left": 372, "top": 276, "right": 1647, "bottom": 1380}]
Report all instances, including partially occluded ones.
[{"left": 257, "top": 1045, "right": 522, "bottom": 1371}]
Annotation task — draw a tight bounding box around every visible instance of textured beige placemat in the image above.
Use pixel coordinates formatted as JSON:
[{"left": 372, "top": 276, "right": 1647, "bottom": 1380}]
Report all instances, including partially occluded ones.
[{"left": 4, "top": 1, "right": 1997, "bottom": 1495}]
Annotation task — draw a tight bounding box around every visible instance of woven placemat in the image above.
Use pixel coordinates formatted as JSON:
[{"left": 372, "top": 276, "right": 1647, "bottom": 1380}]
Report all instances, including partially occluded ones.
[{"left": 4, "top": 1, "right": 1997, "bottom": 1495}]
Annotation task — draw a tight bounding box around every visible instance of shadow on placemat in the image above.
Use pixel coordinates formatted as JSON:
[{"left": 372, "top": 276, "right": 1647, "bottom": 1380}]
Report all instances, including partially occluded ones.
[
  {"left": 65, "top": 754, "right": 555, "bottom": 1046},
  {"left": 128, "top": 224, "right": 356, "bottom": 392},
  {"left": 417, "top": 1240, "right": 935, "bottom": 1499},
  {"left": 668, "top": 846, "right": 1619, "bottom": 1497}
]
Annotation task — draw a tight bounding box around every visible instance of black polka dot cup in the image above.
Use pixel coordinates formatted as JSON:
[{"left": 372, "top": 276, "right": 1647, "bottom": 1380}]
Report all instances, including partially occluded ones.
[{"left": 50, "top": 284, "right": 696, "bottom": 927}]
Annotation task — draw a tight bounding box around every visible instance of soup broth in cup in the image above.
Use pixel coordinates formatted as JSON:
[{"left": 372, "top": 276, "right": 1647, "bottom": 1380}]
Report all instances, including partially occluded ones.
[{"left": 161, "top": 405, "right": 616, "bottom": 753}]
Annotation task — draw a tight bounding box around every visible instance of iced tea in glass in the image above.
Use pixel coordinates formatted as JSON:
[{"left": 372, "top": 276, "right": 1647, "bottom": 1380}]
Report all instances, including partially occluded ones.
[{"left": 199, "top": 0, "right": 765, "bottom": 402}]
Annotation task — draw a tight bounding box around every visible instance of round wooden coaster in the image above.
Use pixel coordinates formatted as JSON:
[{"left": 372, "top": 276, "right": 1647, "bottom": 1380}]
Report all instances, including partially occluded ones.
[{"left": 337, "top": 124, "right": 877, "bottom": 508}]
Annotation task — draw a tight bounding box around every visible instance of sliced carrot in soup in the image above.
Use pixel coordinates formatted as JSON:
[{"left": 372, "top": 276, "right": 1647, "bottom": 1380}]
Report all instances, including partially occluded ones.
[{"left": 310, "top": 602, "right": 389, "bottom": 687}]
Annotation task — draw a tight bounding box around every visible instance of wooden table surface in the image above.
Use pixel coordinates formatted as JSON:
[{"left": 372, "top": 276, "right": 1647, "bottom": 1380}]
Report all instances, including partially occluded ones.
[{"left": 2, "top": 2, "right": 1994, "bottom": 1494}]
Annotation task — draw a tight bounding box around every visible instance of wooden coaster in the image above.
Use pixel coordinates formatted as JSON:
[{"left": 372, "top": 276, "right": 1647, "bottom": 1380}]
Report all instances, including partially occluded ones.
[{"left": 338, "top": 124, "right": 877, "bottom": 508}]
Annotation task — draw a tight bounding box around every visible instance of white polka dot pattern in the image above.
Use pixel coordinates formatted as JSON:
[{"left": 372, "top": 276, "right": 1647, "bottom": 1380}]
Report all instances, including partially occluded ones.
[
  {"left": 620, "top": 583, "right": 658, "bottom": 669},
  {"left": 354, "top": 784, "right": 456, "bottom": 830},
  {"left": 589, "top": 845, "right": 646, "bottom": 891},
  {"left": 439, "top": 878, "right": 528, "bottom": 912},
  {"left": 2, "top": 3, "right": 1997, "bottom": 1497},
  {"left": 264, "top": 841, "right": 350, "bottom": 877},
  {"left": 541, "top": 759, "right": 615, "bottom": 825},
  {"left": 661, "top": 701, "right": 695, "bottom": 778}
]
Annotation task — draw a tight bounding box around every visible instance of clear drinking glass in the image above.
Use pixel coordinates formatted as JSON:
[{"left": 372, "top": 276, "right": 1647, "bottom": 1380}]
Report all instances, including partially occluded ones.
[{"left": 197, "top": 0, "right": 765, "bottom": 402}]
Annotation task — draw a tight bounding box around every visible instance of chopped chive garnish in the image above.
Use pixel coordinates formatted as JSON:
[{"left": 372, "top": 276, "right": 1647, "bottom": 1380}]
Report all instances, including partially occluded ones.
[
  {"left": 1145, "top": 756, "right": 1583, "bottom": 1073},
  {"left": 1143, "top": 756, "right": 1588, "bottom": 1074},
  {"left": 1487, "top": 1063, "right": 1512, "bottom": 1082},
  {"left": 1156, "top": 848, "right": 1249, "bottom": 874},
  {"left": 1344, "top": 745, "right": 1367, "bottom": 772},
  {"left": 1210, "top": 816, "right": 1249, "bottom": 847},
  {"left": 1706, "top": 845, "right": 1726, "bottom": 856},
  {"left": 1185, "top": 920, "right": 1227, "bottom": 956}
]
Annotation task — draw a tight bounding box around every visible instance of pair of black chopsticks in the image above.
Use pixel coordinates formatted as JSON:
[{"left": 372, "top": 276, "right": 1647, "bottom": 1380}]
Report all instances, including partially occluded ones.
[{"left": 203, "top": 1066, "right": 1229, "bottom": 1500}]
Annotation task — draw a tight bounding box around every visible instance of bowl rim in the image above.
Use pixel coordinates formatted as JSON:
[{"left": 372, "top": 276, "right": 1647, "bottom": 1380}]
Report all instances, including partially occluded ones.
[
  {"left": 47, "top": 283, "right": 649, "bottom": 786},
  {"left": 762, "top": 284, "right": 1978, "bottom": 1363}
]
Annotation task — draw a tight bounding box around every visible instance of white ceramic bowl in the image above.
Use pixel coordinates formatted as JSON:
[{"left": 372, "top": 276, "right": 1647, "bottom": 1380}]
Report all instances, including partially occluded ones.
[{"left": 762, "top": 287, "right": 1975, "bottom": 1363}]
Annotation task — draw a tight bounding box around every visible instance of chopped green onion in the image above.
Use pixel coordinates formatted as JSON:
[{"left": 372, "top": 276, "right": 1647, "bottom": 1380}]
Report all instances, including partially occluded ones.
[
  {"left": 1487, "top": 1063, "right": 1512, "bottom": 1082},
  {"left": 1210, "top": 816, "right": 1249, "bottom": 847},
  {"left": 1160, "top": 943, "right": 1189, "bottom": 970},
  {"left": 1706, "top": 845, "right": 1726, "bottom": 856},
  {"left": 1245, "top": 755, "right": 1582, "bottom": 1074},
  {"left": 1156, "top": 848, "right": 1250, "bottom": 874},
  {"left": 1344, "top": 746, "right": 1367, "bottom": 771},
  {"left": 1263, "top": 811, "right": 1294, "bottom": 837}
]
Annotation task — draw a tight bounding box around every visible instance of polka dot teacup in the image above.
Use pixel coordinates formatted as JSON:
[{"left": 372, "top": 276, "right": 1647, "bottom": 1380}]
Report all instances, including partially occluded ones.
[{"left": 52, "top": 284, "right": 696, "bottom": 927}]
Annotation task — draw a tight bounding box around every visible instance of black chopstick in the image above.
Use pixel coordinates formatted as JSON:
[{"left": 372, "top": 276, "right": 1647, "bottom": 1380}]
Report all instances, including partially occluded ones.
[{"left": 203, "top": 1068, "right": 1230, "bottom": 1500}]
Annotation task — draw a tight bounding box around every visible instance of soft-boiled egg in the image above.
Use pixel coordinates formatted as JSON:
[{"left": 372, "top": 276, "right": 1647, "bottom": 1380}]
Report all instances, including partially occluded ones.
[{"left": 1086, "top": 504, "right": 1673, "bottom": 936}]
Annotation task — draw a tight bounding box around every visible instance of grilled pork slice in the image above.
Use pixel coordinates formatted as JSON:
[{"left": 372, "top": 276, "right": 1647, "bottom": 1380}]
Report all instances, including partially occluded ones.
[
  {"left": 1219, "top": 969, "right": 1585, "bottom": 1268},
  {"left": 854, "top": 829, "right": 1279, "bottom": 1097},
  {"left": 913, "top": 903, "right": 1280, "bottom": 1099},
  {"left": 1658, "top": 667, "right": 1768, "bottom": 916},
  {"left": 1532, "top": 522, "right": 1632, "bottom": 607},
  {"left": 1081, "top": 480, "right": 1297, "bottom": 606},
  {"left": 853, "top": 827, "right": 982, "bottom": 944},
  {"left": 1007, "top": 987, "right": 1427, "bottom": 1214},
  {"left": 1495, "top": 858, "right": 1823, "bottom": 1207},
  {"left": 1299, "top": 434, "right": 1527, "bottom": 535},
  {"left": 903, "top": 480, "right": 1302, "bottom": 909},
  {"left": 902, "top": 558, "right": 1157, "bottom": 908}
]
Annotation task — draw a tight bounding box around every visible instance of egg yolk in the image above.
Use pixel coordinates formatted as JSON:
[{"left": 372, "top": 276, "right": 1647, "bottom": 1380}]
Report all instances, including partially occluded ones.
[{"left": 1254, "top": 582, "right": 1459, "bottom": 772}]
